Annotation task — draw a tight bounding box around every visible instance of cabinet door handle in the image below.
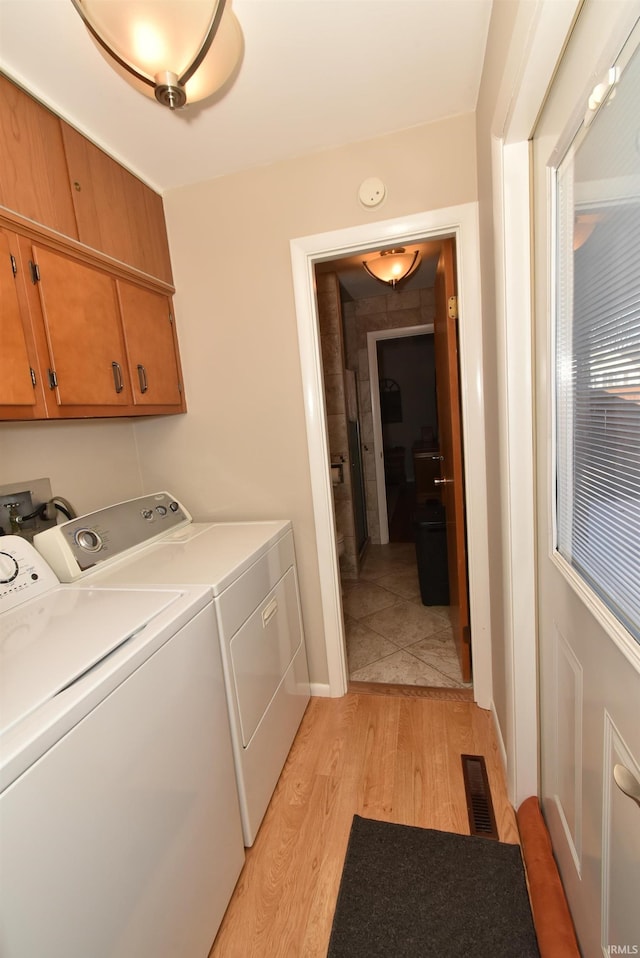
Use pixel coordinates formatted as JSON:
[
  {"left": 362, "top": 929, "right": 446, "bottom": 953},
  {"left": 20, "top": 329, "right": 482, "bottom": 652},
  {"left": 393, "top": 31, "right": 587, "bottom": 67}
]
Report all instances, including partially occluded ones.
[
  {"left": 112, "top": 361, "right": 124, "bottom": 394},
  {"left": 137, "top": 364, "right": 148, "bottom": 394}
]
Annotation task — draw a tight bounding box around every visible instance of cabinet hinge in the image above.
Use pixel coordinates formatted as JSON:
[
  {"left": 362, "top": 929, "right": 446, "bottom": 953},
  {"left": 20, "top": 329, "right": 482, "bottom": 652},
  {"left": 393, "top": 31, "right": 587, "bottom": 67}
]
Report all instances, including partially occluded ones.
[
  {"left": 30, "top": 367, "right": 37, "bottom": 388},
  {"left": 29, "top": 261, "right": 41, "bottom": 284},
  {"left": 47, "top": 369, "right": 58, "bottom": 389},
  {"left": 10, "top": 254, "right": 17, "bottom": 277},
  {"left": 448, "top": 295, "right": 458, "bottom": 320}
]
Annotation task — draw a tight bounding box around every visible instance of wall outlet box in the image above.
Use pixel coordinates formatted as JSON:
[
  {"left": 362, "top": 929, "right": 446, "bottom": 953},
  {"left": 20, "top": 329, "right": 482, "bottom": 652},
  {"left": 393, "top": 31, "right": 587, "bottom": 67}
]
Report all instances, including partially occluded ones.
[{"left": 0, "top": 478, "right": 55, "bottom": 542}]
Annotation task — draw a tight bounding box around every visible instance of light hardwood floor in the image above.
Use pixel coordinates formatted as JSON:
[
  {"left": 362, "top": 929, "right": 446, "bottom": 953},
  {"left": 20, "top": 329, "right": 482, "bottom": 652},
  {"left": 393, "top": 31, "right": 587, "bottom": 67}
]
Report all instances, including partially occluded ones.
[{"left": 209, "top": 691, "right": 518, "bottom": 957}]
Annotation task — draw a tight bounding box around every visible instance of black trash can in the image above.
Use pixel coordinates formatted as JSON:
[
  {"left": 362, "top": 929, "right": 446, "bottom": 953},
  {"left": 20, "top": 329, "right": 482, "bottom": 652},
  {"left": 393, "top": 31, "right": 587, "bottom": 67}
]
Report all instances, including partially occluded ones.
[{"left": 413, "top": 502, "right": 449, "bottom": 606}]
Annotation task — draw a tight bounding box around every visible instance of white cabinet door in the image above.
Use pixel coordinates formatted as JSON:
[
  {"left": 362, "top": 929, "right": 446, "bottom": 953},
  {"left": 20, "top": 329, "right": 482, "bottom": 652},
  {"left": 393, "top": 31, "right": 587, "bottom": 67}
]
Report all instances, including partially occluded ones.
[{"left": 532, "top": 4, "right": 640, "bottom": 955}]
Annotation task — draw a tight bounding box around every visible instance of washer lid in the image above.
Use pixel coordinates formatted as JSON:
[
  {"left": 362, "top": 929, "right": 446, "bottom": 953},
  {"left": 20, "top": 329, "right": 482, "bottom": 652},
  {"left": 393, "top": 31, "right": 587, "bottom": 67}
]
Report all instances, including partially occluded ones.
[{"left": 0, "top": 586, "right": 180, "bottom": 737}]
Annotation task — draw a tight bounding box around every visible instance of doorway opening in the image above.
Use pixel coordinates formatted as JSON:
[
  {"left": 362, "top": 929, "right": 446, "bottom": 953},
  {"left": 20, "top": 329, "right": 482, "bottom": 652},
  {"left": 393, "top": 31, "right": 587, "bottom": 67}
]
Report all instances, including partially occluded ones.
[
  {"left": 290, "top": 202, "right": 491, "bottom": 706},
  {"left": 314, "top": 237, "right": 471, "bottom": 692}
]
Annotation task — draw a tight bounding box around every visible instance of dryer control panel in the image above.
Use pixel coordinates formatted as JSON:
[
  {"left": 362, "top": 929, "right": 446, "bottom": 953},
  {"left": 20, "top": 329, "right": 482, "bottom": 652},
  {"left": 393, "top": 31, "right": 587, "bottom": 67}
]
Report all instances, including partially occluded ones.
[{"left": 33, "top": 493, "right": 191, "bottom": 581}]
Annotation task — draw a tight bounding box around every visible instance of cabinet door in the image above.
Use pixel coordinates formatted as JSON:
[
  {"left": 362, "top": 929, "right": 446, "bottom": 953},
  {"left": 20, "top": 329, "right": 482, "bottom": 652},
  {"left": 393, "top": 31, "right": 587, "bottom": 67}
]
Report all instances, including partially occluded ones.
[
  {"left": 117, "top": 282, "right": 185, "bottom": 409},
  {"left": 32, "top": 245, "right": 132, "bottom": 408},
  {"left": 61, "top": 123, "right": 173, "bottom": 284},
  {"left": 0, "top": 76, "right": 78, "bottom": 239},
  {"left": 0, "top": 229, "right": 45, "bottom": 416}
]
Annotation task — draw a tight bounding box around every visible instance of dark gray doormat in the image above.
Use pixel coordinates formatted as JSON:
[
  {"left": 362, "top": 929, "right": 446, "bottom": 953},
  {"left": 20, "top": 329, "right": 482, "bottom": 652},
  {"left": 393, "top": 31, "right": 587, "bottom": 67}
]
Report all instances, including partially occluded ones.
[{"left": 327, "top": 815, "right": 540, "bottom": 958}]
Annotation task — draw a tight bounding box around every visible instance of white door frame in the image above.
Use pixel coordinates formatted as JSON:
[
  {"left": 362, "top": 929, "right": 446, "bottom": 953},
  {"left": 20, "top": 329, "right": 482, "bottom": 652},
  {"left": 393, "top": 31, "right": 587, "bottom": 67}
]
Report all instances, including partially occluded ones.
[
  {"left": 487, "top": 0, "right": 582, "bottom": 803},
  {"left": 291, "top": 203, "right": 493, "bottom": 707},
  {"left": 369, "top": 324, "right": 433, "bottom": 546}
]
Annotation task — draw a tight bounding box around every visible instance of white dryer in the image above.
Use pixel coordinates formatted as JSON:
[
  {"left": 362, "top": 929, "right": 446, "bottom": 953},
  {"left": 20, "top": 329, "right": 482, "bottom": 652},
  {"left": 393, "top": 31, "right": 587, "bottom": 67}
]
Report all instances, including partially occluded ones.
[
  {"left": 0, "top": 535, "right": 244, "bottom": 958},
  {"left": 35, "top": 492, "right": 311, "bottom": 846}
]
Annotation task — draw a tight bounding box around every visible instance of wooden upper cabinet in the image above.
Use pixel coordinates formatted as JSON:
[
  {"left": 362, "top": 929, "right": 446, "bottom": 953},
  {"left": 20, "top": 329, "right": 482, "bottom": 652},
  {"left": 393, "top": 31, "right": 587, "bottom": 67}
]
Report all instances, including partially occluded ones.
[
  {"left": 0, "top": 74, "right": 185, "bottom": 422},
  {"left": 117, "top": 282, "right": 184, "bottom": 409},
  {"left": 0, "top": 229, "right": 47, "bottom": 417},
  {"left": 31, "top": 244, "right": 132, "bottom": 409},
  {"left": 60, "top": 122, "right": 173, "bottom": 284},
  {"left": 0, "top": 75, "right": 79, "bottom": 239}
]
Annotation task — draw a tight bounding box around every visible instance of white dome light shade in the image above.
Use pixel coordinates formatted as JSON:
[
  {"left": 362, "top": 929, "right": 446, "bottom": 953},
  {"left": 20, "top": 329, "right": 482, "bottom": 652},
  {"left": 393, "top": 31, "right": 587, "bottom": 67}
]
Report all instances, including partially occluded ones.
[
  {"left": 362, "top": 248, "right": 421, "bottom": 288},
  {"left": 71, "top": 0, "right": 243, "bottom": 109}
]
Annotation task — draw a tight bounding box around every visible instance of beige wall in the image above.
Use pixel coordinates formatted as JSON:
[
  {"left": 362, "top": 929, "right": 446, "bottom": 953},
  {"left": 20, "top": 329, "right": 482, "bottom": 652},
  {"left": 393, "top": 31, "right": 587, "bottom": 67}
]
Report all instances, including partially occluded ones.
[
  {"left": 133, "top": 113, "right": 478, "bottom": 685},
  {"left": 0, "top": 419, "right": 143, "bottom": 516}
]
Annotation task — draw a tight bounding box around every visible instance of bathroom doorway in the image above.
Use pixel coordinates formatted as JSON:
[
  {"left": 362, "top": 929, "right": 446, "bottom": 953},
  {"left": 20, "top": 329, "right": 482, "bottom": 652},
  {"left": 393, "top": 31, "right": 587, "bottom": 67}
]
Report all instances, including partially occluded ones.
[
  {"left": 314, "top": 238, "right": 471, "bottom": 691},
  {"left": 291, "top": 202, "right": 491, "bottom": 703}
]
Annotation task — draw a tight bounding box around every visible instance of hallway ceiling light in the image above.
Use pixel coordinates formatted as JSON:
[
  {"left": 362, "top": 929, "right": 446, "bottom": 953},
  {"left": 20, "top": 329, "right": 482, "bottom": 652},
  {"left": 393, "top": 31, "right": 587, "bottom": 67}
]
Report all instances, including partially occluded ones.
[
  {"left": 362, "top": 248, "right": 421, "bottom": 289},
  {"left": 70, "top": 0, "right": 243, "bottom": 110}
]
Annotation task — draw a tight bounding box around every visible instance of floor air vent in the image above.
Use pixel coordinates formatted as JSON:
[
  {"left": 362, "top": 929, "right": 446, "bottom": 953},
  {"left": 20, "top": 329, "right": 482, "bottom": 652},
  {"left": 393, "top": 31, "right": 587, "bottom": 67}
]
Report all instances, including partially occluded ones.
[{"left": 461, "top": 754, "right": 499, "bottom": 840}]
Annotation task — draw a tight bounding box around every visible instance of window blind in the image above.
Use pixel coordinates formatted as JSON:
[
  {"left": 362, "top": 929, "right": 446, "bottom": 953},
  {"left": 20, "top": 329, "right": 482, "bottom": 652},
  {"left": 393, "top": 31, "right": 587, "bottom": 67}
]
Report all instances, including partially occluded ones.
[{"left": 555, "top": 38, "right": 640, "bottom": 643}]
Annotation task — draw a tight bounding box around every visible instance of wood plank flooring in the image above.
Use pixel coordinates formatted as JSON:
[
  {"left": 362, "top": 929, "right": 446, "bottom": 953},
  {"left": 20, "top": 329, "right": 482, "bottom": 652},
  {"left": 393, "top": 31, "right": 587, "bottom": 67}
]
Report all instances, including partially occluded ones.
[{"left": 209, "top": 691, "right": 518, "bottom": 957}]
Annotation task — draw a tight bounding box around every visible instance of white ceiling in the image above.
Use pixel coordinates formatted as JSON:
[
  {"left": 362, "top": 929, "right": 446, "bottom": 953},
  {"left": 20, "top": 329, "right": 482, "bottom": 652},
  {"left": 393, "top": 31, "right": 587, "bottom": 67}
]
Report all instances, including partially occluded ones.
[{"left": 0, "top": 0, "right": 493, "bottom": 195}]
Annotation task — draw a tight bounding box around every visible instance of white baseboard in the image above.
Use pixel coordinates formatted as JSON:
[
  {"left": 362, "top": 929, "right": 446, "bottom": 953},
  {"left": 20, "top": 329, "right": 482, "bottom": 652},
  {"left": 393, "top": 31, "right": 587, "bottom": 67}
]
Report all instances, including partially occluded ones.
[
  {"left": 490, "top": 699, "right": 509, "bottom": 784},
  {"left": 310, "top": 682, "right": 332, "bottom": 697}
]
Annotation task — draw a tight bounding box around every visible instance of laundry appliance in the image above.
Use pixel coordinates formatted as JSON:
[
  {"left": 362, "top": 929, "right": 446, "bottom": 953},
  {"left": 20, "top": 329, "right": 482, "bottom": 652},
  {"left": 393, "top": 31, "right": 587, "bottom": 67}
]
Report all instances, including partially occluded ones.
[
  {"left": 0, "top": 535, "right": 244, "bottom": 958},
  {"left": 35, "top": 491, "right": 311, "bottom": 846}
]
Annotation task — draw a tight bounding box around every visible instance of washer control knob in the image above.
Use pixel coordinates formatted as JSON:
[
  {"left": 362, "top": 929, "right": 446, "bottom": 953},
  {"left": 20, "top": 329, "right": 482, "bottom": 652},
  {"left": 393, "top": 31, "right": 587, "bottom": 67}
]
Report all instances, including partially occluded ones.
[
  {"left": 169, "top": 501, "right": 179, "bottom": 512},
  {"left": 75, "top": 529, "right": 103, "bottom": 553},
  {"left": 0, "top": 551, "right": 19, "bottom": 584},
  {"left": 141, "top": 509, "right": 153, "bottom": 520},
  {"left": 155, "top": 505, "right": 167, "bottom": 516}
]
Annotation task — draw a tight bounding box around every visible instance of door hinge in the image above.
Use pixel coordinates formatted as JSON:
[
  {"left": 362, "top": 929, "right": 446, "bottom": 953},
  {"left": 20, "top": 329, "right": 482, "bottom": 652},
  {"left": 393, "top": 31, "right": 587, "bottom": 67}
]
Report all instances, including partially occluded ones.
[
  {"left": 448, "top": 295, "right": 458, "bottom": 320},
  {"left": 30, "top": 367, "right": 37, "bottom": 387},
  {"left": 168, "top": 311, "right": 174, "bottom": 325},
  {"left": 29, "top": 261, "right": 40, "bottom": 284},
  {"left": 178, "top": 382, "right": 183, "bottom": 394},
  {"left": 10, "top": 254, "right": 17, "bottom": 277},
  {"left": 47, "top": 369, "right": 58, "bottom": 389}
]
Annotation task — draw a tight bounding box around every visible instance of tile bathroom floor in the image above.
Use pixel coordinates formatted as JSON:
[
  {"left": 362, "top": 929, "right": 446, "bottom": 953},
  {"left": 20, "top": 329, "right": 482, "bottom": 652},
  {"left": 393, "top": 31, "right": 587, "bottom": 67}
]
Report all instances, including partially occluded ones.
[{"left": 342, "top": 542, "right": 471, "bottom": 689}]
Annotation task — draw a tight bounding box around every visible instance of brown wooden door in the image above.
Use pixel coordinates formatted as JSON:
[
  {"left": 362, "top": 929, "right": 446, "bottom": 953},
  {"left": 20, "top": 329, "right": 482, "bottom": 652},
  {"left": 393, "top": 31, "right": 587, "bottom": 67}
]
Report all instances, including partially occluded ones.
[
  {"left": 117, "top": 282, "right": 184, "bottom": 408},
  {"left": 0, "top": 75, "right": 78, "bottom": 239},
  {"left": 32, "top": 245, "right": 132, "bottom": 408},
  {"left": 61, "top": 123, "right": 173, "bottom": 284},
  {"left": 434, "top": 239, "right": 471, "bottom": 683},
  {"left": 0, "top": 229, "right": 40, "bottom": 411}
]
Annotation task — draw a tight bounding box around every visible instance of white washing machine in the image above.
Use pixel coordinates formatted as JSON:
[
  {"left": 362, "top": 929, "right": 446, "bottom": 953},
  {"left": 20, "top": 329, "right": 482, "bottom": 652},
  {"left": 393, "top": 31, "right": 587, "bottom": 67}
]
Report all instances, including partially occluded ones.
[
  {"left": 0, "top": 535, "right": 244, "bottom": 958},
  {"left": 35, "top": 492, "right": 311, "bottom": 846}
]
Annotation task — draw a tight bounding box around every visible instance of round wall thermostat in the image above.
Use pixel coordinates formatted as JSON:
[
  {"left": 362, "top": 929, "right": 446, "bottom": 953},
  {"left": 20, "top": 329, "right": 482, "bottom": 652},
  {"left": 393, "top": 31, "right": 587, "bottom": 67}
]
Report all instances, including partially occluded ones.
[{"left": 358, "top": 177, "right": 386, "bottom": 208}]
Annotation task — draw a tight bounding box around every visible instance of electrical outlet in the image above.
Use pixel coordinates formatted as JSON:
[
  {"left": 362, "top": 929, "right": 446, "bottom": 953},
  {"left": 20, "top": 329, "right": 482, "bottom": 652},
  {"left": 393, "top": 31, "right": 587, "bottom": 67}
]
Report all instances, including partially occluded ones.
[{"left": 0, "top": 478, "right": 55, "bottom": 542}]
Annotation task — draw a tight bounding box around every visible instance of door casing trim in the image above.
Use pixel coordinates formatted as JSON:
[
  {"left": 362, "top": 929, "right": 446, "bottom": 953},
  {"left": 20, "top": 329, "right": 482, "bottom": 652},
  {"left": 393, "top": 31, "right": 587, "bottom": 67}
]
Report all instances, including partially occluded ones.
[{"left": 290, "top": 203, "right": 492, "bottom": 706}]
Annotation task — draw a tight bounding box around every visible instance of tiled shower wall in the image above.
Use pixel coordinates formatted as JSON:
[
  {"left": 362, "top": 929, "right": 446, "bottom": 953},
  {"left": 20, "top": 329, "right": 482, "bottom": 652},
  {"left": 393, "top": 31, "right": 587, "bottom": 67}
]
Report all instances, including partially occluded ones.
[
  {"left": 342, "top": 288, "right": 435, "bottom": 544},
  {"left": 316, "top": 273, "right": 359, "bottom": 576}
]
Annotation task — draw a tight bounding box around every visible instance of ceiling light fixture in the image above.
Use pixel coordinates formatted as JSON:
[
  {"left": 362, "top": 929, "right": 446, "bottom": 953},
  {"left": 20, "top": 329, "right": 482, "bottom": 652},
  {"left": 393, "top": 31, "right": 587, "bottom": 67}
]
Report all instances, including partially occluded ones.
[
  {"left": 70, "top": 0, "right": 243, "bottom": 110},
  {"left": 362, "top": 248, "right": 421, "bottom": 289}
]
